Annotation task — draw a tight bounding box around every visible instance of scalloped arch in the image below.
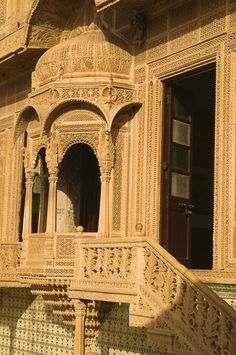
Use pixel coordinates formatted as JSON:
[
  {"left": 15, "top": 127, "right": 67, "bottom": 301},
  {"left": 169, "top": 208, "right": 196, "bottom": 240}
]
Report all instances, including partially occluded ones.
[
  {"left": 32, "top": 143, "right": 48, "bottom": 169},
  {"left": 110, "top": 102, "right": 142, "bottom": 130},
  {"left": 59, "top": 140, "right": 98, "bottom": 165}
]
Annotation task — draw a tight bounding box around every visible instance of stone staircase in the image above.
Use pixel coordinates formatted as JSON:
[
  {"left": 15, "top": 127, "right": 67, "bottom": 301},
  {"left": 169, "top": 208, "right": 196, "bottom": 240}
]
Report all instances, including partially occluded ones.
[{"left": 70, "top": 236, "right": 236, "bottom": 354}]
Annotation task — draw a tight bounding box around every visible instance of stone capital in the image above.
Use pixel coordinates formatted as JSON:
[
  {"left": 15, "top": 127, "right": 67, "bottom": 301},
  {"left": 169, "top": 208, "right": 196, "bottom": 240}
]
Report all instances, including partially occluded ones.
[{"left": 73, "top": 300, "right": 86, "bottom": 318}]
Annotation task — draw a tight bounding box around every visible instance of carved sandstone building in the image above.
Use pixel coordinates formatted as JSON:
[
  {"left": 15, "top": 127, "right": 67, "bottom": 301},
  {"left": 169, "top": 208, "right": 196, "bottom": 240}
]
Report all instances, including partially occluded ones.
[{"left": 0, "top": 0, "right": 236, "bottom": 353}]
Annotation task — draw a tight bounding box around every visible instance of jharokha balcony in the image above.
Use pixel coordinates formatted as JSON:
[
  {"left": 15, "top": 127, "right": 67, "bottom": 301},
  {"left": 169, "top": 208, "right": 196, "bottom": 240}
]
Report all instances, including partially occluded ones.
[{"left": 18, "top": 142, "right": 104, "bottom": 278}]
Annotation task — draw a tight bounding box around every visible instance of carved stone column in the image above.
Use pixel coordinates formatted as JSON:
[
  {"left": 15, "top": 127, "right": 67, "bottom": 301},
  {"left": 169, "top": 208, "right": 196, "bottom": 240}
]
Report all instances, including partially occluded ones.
[
  {"left": 22, "top": 169, "right": 35, "bottom": 239},
  {"left": 44, "top": 166, "right": 58, "bottom": 268},
  {"left": 46, "top": 166, "right": 58, "bottom": 235},
  {"left": 98, "top": 161, "right": 113, "bottom": 238},
  {"left": 73, "top": 300, "right": 86, "bottom": 355},
  {"left": 38, "top": 175, "right": 48, "bottom": 233},
  {"left": 98, "top": 131, "right": 114, "bottom": 238},
  {"left": 44, "top": 139, "right": 59, "bottom": 268}
]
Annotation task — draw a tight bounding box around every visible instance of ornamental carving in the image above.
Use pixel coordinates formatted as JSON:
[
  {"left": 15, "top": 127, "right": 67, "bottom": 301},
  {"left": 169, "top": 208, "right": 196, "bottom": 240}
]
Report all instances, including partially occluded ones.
[
  {"left": 46, "top": 138, "right": 58, "bottom": 167},
  {"left": 58, "top": 132, "right": 99, "bottom": 163},
  {"left": 0, "top": 244, "right": 20, "bottom": 271},
  {"left": 30, "top": 86, "right": 136, "bottom": 111},
  {"left": 131, "top": 10, "right": 147, "bottom": 49},
  {"left": 34, "top": 25, "right": 132, "bottom": 88},
  {"left": 82, "top": 246, "right": 136, "bottom": 280},
  {"left": 72, "top": 238, "right": 236, "bottom": 354}
]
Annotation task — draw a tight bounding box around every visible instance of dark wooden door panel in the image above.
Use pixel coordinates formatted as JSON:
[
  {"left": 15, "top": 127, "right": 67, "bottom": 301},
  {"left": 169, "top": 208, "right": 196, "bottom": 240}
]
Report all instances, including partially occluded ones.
[{"left": 161, "top": 84, "right": 192, "bottom": 267}]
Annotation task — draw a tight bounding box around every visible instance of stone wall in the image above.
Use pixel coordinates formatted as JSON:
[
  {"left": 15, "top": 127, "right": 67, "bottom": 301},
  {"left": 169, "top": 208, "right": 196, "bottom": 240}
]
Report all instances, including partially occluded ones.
[
  {"left": 0, "top": 288, "right": 74, "bottom": 354},
  {"left": 87, "top": 303, "right": 165, "bottom": 355}
]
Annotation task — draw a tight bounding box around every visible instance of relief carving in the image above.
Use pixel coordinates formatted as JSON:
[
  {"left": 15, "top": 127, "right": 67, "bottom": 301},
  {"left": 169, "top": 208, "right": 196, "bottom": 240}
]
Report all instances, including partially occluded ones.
[
  {"left": 131, "top": 10, "right": 147, "bottom": 49},
  {"left": 0, "top": 244, "right": 20, "bottom": 271},
  {"left": 83, "top": 246, "right": 136, "bottom": 280},
  {"left": 30, "top": 86, "right": 136, "bottom": 111},
  {"left": 73, "top": 238, "right": 236, "bottom": 354}
]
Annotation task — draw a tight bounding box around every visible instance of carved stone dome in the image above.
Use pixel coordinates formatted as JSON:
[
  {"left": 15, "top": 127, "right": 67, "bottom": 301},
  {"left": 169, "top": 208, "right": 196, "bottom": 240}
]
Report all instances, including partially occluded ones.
[{"left": 34, "top": 26, "right": 132, "bottom": 87}]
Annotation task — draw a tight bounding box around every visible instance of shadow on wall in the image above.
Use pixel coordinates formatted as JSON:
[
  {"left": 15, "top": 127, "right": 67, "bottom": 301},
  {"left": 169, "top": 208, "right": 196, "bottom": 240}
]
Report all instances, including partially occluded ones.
[
  {"left": 87, "top": 303, "right": 162, "bottom": 355},
  {"left": 85, "top": 284, "right": 235, "bottom": 355},
  {"left": 0, "top": 288, "right": 74, "bottom": 355}
]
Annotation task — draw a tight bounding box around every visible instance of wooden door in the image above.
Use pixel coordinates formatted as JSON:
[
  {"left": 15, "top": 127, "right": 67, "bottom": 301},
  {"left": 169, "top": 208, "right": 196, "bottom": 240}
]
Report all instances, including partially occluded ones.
[{"left": 161, "top": 84, "right": 193, "bottom": 267}]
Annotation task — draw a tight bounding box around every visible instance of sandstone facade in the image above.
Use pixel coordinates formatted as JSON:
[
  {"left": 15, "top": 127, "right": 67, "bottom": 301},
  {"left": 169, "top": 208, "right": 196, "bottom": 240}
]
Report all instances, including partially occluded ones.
[{"left": 0, "top": 0, "right": 236, "bottom": 354}]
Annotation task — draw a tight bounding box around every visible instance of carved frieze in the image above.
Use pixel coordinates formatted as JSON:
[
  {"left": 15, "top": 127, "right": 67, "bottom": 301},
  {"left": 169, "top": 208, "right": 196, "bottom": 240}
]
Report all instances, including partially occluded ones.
[{"left": 29, "top": 85, "right": 136, "bottom": 110}]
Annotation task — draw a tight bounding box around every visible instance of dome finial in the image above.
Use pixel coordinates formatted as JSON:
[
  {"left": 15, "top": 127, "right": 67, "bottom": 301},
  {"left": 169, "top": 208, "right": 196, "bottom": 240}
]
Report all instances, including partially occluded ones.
[{"left": 88, "top": 21, "right": 99, "bottom": 31}]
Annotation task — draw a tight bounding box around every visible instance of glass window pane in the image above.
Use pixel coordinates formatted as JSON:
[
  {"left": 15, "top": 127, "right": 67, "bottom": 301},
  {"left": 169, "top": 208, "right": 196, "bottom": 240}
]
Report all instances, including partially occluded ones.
[
  {"left": 173, "top": 120, "right": 190, "bottom": 146},
  {"left": 171, "top": 172, "right": 189, "bottom": 199},
  {"left": 172, "top": 146, "right": 190, "bottom": 171},
  {"left": 173, "top": 95, "right": 190, "bottom": 120}
]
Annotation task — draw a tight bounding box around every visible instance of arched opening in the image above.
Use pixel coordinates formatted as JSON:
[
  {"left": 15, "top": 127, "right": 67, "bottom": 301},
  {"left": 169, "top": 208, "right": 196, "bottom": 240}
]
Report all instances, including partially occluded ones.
[
  {"left": 32, "top": 148, "right": 49, "bottom": 233},
  {"left": 56, "top": 143, "right": 101, "bottom": 233},
  {"left": 14, "top": 106, "right": 40, "bottom": 141}
]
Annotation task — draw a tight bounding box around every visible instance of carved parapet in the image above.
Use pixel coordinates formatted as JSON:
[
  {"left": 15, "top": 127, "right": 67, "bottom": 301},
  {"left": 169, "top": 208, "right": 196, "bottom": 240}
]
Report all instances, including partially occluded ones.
[
  {"left": 19, "top": 233, "right": 76, "bottom": 278},
  {"left": 18, "top": 233, "right": 47, "bottom": 276},
  {"left": 70, "top": 237, "right": 138, "bottom": 303}
]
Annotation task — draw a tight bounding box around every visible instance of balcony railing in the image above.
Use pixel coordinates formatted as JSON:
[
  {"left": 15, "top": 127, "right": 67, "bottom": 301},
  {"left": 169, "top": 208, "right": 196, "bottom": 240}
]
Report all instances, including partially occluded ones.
[{"left": 19, "top": 231, "right": 97, "bottom": 278}]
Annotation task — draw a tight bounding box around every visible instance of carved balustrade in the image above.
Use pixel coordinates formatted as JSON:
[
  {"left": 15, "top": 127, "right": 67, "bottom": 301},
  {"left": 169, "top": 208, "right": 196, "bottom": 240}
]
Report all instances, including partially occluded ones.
[
  {"left": 70, "top": 237, "right": 236, "bottom": 355},
  {"left": 16, "top": 231, "right": 236, "bottom": 353},
  {"left": 19, "top": 233, "right": 47, "bottom": 275},
  {"left": 19, "top": 231, "right": 96, "bottom": 278}
]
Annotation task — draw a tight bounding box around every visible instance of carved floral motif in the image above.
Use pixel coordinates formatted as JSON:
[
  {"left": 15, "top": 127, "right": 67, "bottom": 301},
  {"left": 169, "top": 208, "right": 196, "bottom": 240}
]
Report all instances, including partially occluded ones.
[
  {"left": 73, "top": 238, "right": 236, "bottom": 354},
  {"left": 30, "top": 86, "right": 136, "bottom": 110},
  {"left": 83, "top": 246, "right": 136, "bottom": 280}
]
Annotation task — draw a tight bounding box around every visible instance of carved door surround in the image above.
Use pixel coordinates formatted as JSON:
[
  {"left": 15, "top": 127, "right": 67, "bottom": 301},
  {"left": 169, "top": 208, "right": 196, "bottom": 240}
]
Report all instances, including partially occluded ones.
[{"left": 146, "top": 37, "right": 235, "bottom": 273}]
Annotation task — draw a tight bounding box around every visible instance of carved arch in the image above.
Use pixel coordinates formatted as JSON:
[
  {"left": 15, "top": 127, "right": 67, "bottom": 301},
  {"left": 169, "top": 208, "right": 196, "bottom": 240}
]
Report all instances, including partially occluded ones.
[
  {"left": 42, "top": 100, "right": 109, "bottom": 135},
  {"left": 32, "top": 141, "right": 48, "bottom": 169},
  {"left": 14, "top": 106, "right": 40, "bottom": 141},
  {"left": 59, "top": 139, "right": 99, "bottom": 165},
  {"left": 110, "top": 102, "right": 141, "bottom": 130}
]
